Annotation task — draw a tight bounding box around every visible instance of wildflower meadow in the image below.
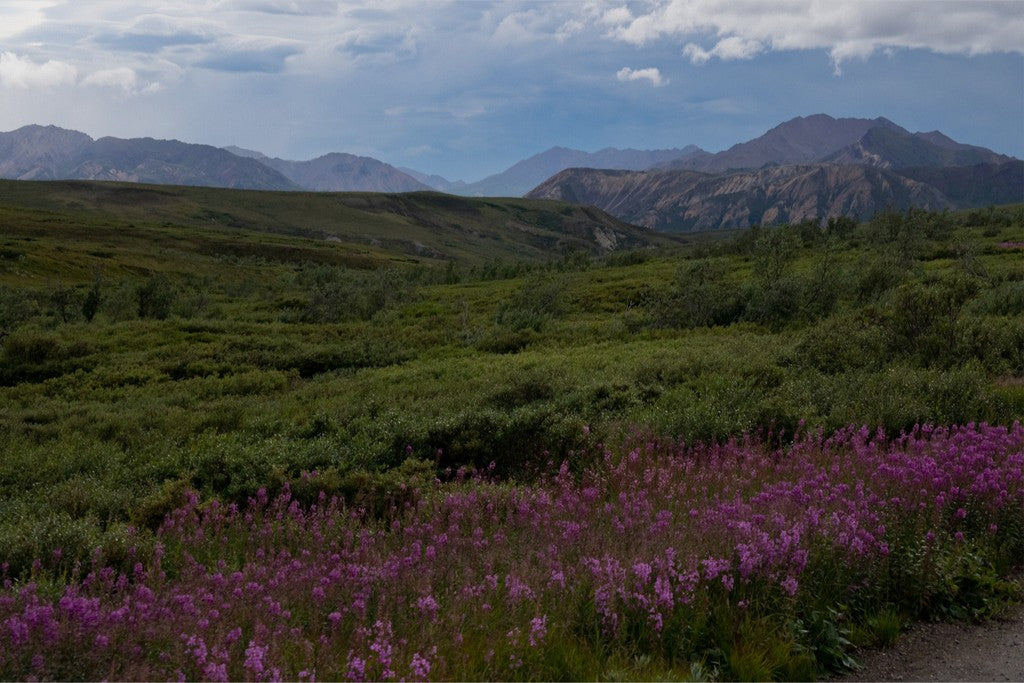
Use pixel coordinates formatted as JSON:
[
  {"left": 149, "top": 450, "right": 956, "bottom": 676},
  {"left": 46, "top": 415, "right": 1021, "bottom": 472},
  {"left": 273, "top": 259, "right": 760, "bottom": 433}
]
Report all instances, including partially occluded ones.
[{"left": 2, "top": 422, "right": 1022, "bottom": 681}]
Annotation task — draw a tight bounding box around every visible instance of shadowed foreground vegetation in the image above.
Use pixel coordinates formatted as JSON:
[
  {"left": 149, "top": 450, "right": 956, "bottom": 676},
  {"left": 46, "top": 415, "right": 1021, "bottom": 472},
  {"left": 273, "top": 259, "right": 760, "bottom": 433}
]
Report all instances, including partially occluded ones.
[{"left": 0, "top": 180, "right": 1022, "bottom": 679}]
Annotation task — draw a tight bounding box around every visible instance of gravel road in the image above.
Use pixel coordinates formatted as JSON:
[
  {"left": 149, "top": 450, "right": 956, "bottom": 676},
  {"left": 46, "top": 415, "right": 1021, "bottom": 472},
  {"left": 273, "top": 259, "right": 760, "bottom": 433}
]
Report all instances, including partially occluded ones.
[{"left": 837, "top": 599, "right": 1024, "bottom": 682}]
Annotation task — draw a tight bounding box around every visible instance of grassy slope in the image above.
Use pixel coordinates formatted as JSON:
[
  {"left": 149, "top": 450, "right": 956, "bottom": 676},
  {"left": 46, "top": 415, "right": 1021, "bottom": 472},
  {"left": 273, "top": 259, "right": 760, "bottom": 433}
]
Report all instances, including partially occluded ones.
[
  {"left": 0, "top": 182, "right": 1022, "bottom": 581},
  {"left": 0, "top": 180, "right": 684, "bottom": 280}
]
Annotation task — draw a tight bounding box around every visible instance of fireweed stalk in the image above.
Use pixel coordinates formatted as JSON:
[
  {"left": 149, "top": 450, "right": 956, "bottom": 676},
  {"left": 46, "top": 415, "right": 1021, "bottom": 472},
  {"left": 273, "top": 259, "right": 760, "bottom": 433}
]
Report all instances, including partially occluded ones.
[{"left": 1, "top": 423, "right": 1022, "bottom": 680}]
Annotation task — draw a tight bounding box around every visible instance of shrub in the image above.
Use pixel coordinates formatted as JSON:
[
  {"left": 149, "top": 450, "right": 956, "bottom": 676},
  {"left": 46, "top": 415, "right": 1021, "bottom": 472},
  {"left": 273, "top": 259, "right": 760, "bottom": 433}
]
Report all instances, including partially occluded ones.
[
  {"left": 647, "top": 258, "right": 743, "bottom": 329},
  {"left": 136, "top": 274, "right": 176, "bottom": 319},
  {"left": 495, "top": 272, "right": 566, "bottom": 332},
  {"left": 0, "top": 286, "right": 39, "bottom": 336},
  {"left": 795, "top": 312, "right": 889, "bottom": 373}
]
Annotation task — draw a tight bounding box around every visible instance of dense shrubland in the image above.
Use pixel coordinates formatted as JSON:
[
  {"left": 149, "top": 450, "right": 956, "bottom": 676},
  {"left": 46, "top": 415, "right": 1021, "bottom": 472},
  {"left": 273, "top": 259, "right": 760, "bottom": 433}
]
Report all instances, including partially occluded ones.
[{"left": 0, "top": 199, "right": 1022, "bottom": 679}]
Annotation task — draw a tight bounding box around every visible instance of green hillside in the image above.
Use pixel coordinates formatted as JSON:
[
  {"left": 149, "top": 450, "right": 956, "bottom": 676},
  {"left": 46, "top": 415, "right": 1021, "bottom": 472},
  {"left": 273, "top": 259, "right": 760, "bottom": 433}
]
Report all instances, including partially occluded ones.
[
  {"left": 0, "top": 180, "right": 681, "bottom": 284},
  {"left": 0, "top": 183, "right": 1022, "bottom": 580}
]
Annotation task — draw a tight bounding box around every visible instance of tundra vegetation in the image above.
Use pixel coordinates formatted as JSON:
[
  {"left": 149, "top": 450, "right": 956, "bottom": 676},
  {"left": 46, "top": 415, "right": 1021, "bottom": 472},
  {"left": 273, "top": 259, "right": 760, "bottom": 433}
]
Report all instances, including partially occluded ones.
[{"left": 0, "top": 182, "right": 1022, "bottom": 680}]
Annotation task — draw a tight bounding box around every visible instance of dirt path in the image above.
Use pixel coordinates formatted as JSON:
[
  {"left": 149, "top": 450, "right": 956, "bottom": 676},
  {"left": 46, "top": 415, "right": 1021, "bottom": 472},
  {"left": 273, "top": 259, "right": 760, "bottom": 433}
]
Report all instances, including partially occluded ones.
[{"left": 838, "top": 600, "right": 1024, "bottom": 682}]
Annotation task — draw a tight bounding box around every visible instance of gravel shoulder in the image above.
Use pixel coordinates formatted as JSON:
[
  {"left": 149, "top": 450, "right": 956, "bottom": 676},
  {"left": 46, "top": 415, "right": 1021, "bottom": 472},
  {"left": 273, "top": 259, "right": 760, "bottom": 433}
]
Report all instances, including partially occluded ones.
[{"left": 837, "top": 598, "right": 1024, "bottom": 682}]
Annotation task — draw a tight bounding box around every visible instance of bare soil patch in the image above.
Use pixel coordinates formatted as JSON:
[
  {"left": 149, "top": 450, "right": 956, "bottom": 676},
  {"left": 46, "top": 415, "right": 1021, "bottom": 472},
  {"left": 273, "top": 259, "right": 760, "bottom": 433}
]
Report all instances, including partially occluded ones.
[{"left": 838, "top": 599, "right": 1024, "bottom": 682}]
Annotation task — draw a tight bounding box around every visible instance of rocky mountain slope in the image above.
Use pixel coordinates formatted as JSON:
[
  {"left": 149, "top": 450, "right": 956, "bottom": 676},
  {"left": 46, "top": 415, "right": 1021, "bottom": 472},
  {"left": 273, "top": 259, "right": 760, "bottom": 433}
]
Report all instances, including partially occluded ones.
[
  {"left": 528, "top": 115, "right": 1021, "bottom": 231},
  {"left": 528, "top": 164, "right": 959, "bottom": 231}
]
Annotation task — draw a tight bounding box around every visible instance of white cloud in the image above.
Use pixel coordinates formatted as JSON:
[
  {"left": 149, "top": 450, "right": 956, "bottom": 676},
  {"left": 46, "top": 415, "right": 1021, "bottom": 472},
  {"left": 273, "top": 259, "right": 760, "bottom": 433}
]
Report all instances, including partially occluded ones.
[
  {"left": 492, "top": 9, "right": 546, "bottom": 45},
  {"left": 0, "top": 0, "right": 57, "bottom": 40},
  {"left": 0, "top": 51, "right": 77, "bottom": 88},
  {"left": 555, "top": 18, "right": 585, "bottom": 42},
  {"left": 684, "top": 36, "right": 763, "bottom": 64},
  {"left": 599, "top": 6, "right": 632, "bottom": 26},
  {"left": 616, "top": 66, "right": 667, "bottom": 87},
  {"left": 82, "top": 67, "right": 138, "bottom": 92},
  {"left": 611, "top": 0, "right": 1024, "bottom": 68}
]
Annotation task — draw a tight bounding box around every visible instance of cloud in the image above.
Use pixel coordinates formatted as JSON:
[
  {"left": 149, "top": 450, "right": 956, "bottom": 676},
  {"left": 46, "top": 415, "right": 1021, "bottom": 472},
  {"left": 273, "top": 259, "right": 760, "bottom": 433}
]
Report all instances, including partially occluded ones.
[
  {"left": 492, "top": 9, "right": 546, "bottom": 45},
  {"left": 196, "top": 37, "right": 302, "bottom": 72},
  {"left": 0, "top": 51, "right": 77, "bottom": 88},
  {"left": 336, "top": 28, "right": 417, "bottom": 62},
  {"left": 93, "top": 29, "right": 212, "bottom": 53},
  {"left": 608, "top": 0, "right": 1024, "bottom": 69},
  {"left": 683, "top": 36, "right": 763, "bottom": 64},
  {"left": 82, "top": 67, "right": 145, "bottom": 94},
  {"left": 616, "top": 66, "right": 667, "bottom": 87},
  {"left": 212, "top": 0, "right": 336, "bottom": 16},
  {"left": 599, "top": 7, "right": 633, "bottom": 26},
  {"left": 0, "top": 0, "right": 56, "bottom": 40}
]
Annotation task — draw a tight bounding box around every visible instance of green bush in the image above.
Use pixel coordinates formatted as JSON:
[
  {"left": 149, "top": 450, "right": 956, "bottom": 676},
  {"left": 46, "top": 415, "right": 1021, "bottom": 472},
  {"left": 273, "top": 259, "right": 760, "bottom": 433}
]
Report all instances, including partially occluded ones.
[
  {"left": 0, "top": 286, "right": 40, "bottom": 335},
  {"left": 299, "top": 267, "right": 417, "bottom": 323},
  {"left": 647, "top": 258, "right": 743, "bottom": 329},
  {"left": 137, "top": 274, "right": 176, "bottom": 319},
  {"left": 855, "top": 256, "right": 906, "bottom": 303},
  {"left": 967, "top": 280, "right": 1024, "bottom": 317},
  {"left": 742, "top": 277, "right": 805, "bottom": 329},
  {"left": 795, "top": 312, "right": 889, "bottom": 373},
  {"left": 495, "top": 272, "right": 566, "bottom": 332}
]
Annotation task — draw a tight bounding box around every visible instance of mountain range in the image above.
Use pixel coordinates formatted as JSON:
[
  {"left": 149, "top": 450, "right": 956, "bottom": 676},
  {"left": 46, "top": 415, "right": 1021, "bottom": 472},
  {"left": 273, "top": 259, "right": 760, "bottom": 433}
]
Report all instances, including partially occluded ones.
[
  {"left": 0, "top": 126, "right": 296, "bottom": 190},
  {"left": 0, "top": 115, "right": 1020, "bottom": 232},
  {"left": 527, "top": 115, "right": 1022, "bottom": 230}
]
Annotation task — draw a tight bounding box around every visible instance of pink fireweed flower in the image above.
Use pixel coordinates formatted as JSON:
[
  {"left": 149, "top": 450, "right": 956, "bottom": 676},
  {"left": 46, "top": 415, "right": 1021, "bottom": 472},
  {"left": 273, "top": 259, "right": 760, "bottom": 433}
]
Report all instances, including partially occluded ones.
[
  {"left": 505, "top": 575, "right": 535, "bottom": 603},
  {"left": 344, "top": 652, "right": 366, "bottom": 682},
  {"left": 416, "top": 594, "right": 439, "bottom": 619},
  {"left": 409, "top": 652, "right": 431, "bottom": 680},
  {"left": 244, "top": 640, "right": 267, "bottom": 677},
  {"left": 529, "top": 615, "right": 547, "bottom": 647}
]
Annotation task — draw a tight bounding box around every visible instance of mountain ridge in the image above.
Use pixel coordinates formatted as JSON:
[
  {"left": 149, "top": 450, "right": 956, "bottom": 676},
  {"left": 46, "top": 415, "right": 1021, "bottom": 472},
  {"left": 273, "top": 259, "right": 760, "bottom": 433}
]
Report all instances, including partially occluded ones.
[
  {"left": 526, "top": 114, "right": 1021, "bottom": 231},
  {"left": 2, "top": 116, "right": 1020, "bottom": 232},
  {"left": 527, "top": 161, "right": 1021, "bottom": 232},
  {"left": 0, "top": 125, "right": 295, "bottom": 190},
  {"left": 448, "top": 145, "right": 704, "bottom": 197}
]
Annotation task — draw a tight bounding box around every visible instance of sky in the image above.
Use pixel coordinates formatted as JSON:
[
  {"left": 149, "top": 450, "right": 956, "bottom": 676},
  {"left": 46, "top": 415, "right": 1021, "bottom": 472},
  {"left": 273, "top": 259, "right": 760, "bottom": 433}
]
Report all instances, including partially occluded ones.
[{"left": 0, "top": 0, "right": 1022, "bottom": 182}]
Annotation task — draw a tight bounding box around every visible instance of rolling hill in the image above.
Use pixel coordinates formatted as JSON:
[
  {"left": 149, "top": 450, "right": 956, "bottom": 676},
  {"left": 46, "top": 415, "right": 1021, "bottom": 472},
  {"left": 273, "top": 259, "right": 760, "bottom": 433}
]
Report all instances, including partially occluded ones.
[{"left": 0, "top": 180, "right": 681, "bottom": 281}]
